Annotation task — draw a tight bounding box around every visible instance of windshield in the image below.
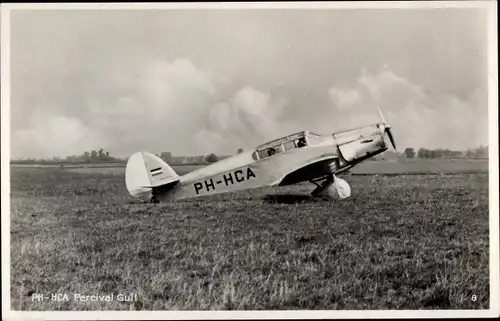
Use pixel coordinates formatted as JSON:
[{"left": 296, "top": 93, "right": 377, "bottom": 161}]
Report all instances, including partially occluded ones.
[{"left": 306, "top": 132, "right": 323, "bottom": 145}]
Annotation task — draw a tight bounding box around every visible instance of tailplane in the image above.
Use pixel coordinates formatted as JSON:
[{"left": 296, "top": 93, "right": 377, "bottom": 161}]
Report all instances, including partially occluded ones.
[{"left": 125, "top": 151, "right": 180, "bottom": 201}]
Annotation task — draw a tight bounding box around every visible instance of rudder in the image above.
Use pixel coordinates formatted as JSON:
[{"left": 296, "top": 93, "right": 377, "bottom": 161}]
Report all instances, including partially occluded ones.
[
  {"left": 125, "top": 151, "right": 180, "bottom": 200},
  {"left": 142, "top": 152, "right": 179, "bottom": 186}
]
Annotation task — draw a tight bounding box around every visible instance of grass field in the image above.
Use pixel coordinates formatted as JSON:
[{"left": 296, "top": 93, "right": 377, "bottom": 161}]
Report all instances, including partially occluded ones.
[{"left": 10, "top": 159, "right": 489, "bottom": 310}]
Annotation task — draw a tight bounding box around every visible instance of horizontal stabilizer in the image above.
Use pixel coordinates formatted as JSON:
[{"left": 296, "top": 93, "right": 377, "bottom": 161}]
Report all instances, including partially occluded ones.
[{"left": 138, "top": 178, "right": 180, "bottom": 189}]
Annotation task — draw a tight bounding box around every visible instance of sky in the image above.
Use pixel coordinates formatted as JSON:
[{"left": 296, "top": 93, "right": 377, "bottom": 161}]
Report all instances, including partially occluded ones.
[{"left": 8, "top": 7, "right": 490, "bottom": 159}]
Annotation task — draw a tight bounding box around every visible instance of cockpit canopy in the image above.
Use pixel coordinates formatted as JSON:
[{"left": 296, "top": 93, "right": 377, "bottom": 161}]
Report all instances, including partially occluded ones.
[{"left": 252, "top": 131, "right": 322, "bottom": 161}]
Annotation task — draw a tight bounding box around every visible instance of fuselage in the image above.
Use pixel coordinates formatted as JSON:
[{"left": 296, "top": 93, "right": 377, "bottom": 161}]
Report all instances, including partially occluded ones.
[{"left": 155, "top": 123, "right": 389, "bottom": 202}]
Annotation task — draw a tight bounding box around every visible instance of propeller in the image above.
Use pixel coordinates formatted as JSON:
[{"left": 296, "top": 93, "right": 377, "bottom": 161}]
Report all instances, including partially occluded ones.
[
  {"left": 376, "top": 105, "right": 397, "bottom": 151},
  {"left": 385, "top": 126, "right": 396, "bottom": 151}
]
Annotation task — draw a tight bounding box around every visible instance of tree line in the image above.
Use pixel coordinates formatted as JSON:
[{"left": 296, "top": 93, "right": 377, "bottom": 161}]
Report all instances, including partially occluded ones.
[
  {"left": 11, "top": 148, "right": 124, "bottom": 165},
  {"left": 11, "top": 145, "right": 488, "bottom": 165},
  {"left": 11, "top": 149, "right": 227, "bottom": 165},
  {"left": 403, "top": 146, "right": 488, "bottom": 159}
]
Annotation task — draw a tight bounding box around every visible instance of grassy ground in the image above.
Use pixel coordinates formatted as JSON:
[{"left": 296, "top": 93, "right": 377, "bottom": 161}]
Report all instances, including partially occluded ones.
[{"left": 10, "top": 160, "right": 489, "bottom": 310}]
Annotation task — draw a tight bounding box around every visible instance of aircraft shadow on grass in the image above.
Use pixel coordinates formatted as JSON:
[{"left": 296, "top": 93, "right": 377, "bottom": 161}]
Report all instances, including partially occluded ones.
[{"left": 262, "top": 194, "right": 331, "bottom": 204}]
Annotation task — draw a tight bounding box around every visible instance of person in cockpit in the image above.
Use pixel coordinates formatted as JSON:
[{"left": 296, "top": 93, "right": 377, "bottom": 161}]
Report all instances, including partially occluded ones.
[{"left": 297, "top": 138, "right": 307, "bottom": 148}]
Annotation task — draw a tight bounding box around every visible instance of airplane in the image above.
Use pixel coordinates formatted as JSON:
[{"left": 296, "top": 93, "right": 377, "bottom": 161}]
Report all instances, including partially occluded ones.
[{"left": 125, "top": 106, "right": 396, "bottom": 203}]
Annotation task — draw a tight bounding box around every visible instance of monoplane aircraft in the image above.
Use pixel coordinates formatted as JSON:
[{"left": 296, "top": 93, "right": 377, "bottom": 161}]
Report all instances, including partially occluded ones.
[{"left": 125, "top": 107, "right": 396, "bottom": 203}]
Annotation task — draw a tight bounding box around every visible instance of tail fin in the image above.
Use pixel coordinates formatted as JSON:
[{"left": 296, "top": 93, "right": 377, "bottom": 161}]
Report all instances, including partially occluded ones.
[{"left": 125, "top": 151, "right": 180, "bottom": 199}]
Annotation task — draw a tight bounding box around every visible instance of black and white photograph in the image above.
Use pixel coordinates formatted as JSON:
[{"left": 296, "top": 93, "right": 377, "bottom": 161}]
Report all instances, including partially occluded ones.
[{"left": 1, "top": 1, "right": 498, "bottom": 319}]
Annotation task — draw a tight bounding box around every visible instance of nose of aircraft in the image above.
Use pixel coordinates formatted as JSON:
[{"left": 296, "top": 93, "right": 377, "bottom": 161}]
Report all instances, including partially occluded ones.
[
  {"left": 378, "top": 123, "right": 396, "bottom": 151},
  {"left": 384, "top": 125, "right": 396, "bottom": 151},
  {"left": 376, "top": 106, "right": 396, "bottom": 151}
]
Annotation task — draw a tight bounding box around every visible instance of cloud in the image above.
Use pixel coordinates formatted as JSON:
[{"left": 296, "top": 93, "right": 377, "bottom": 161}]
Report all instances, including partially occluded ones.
[
  {"left": 203, "top": 86, "right": 294, "bottom": 153},
  {"left": 11, "top": 58, "right": 296, "bottom": 158},
  {"left": 328, "top": 88, "right": 363, "bottom": 110},
  {"left": 327, "top": 69, "right": 488, "bottom": 150},
  {"left": 9, "top": 9, "right": 489, "bottom": 159},
  {"left": 11, "top": 112, "right": 101, "bottom": 159},
  {"left": 11, "top": 58, "right": 487, "bottom": 159},
  {"left": 11, "top": 58, "right": 215, "bottom": 158}
]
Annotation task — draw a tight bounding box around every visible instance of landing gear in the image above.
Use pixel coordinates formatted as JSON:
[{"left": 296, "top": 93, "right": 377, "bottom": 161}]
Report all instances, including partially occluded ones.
[
  {"left": 311, "top": 176, "right": 334, "bottom": 196},
  {"left": 150, "top": 190, "right": 160, "bottom": 204},
  {"left": 310, "top": 175, "right": 351, "bottom": 199}
]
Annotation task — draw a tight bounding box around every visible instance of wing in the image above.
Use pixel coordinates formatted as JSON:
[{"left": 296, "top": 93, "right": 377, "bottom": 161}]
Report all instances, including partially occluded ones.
[{"left": 276, "top": 156, "right": 340, "bottom": 186}]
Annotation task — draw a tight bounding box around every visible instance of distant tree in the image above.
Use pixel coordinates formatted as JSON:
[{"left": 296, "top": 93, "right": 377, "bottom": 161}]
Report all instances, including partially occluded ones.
[
  {"left": 161, "top": 152, "right": 172, "bottom": 162},
  {"left": 474, "top": 145, "right": 488, "bottom": 159},
  {"left": 434, "top": 149, "right": 444, "bottom": 159},
  {"left": 404, "top": 148, "right": 415, "bottom": 159},
  {"left": 417, "top": 148, "right": 430, "bottom": 159},
  {"left": 91, "top": 150, "right": 98, "bottom": 161},
  {"left": 383, "top": 150, "right": 397, "bottom": 160},
  {"left": 105, "top": 151, "right": 109, "bottom": 159},
  {"left": 206, "top": 153, "right": 219, "bottom": 163},
  {"left": 237, "top": 148, "right": 244, "bottom": 154},
  {"left": 98, "top": 148, "right": 104, "bottom": 160}
]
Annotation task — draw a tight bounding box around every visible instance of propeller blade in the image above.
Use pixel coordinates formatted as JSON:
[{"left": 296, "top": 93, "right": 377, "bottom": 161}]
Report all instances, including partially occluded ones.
[
  {"left": 376, "top": 105, "right": 396, "bottom": 151},
  {"left": 386, "top": 127, "right": 396, "bottom": 151},
  {"left": 376, "top": 105, "right": 387, "bottom": 124}
]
